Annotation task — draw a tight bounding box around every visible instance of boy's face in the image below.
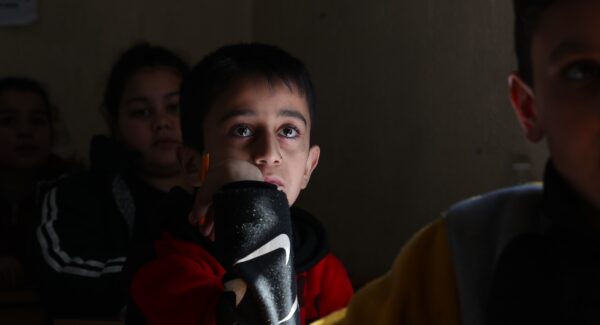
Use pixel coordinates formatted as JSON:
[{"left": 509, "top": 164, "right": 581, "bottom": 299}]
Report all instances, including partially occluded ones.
[
  {"left": 203, "top": 77, "right": 320, "bottom": 206},
  {"left": 510, "top": 0, "right": 600, "bottom": 210}
]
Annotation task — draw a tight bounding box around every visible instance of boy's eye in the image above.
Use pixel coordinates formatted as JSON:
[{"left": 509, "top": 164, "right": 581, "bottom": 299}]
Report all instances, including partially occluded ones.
[
  {"left": 232, "top": 125, "right": 254, "bottom": 137},
  {"left": 279, "top": 126, "right": 300, "bottom": 138},
  {"left": 562, "top": 61, "right": 600, "bottom": 81}
]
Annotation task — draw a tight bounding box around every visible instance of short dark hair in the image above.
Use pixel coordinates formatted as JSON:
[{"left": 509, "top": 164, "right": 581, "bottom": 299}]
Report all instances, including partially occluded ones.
[
  {"left": 103, "top": 42, "right": 189, "bottom": 117},
  {"left": 513, "top": 0, "right": 559, "bottom": 85},
  {"left": 0, "top": 77, "right": 52, "bottom": 115},
  {"left": 180, "top": 43, "right": 317, "bottom": 153}
]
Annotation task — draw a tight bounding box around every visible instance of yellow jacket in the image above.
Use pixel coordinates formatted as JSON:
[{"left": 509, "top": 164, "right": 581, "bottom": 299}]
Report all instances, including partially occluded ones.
[
  {"left": 313, "top": 184, "right": 544, "bottom": 325},
  {"left": 313, "top": 218, "right": 460, "bottom": 325}
]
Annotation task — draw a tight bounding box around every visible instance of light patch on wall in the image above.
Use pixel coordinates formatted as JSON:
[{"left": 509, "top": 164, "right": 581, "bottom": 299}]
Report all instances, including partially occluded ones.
[{"left": 0, "top": 0, "right": 36, "bottom": 26}]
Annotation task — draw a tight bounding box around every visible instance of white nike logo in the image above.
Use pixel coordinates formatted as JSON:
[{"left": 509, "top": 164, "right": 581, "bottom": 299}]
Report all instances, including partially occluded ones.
[
  {"left": 231, "top": 234, "right": 297, "bottom": 323},
  {"left": 234, "top": 234, "right": 291, "bottom": 266},
  {"left": 278, "top": 297, "right": 298, "bottom": 324}
]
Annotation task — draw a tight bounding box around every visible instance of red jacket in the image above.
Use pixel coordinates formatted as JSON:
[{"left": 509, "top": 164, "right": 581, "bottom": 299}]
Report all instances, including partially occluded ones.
[{"left": 132, "top": 233, "right": 353, "bottom": 324}]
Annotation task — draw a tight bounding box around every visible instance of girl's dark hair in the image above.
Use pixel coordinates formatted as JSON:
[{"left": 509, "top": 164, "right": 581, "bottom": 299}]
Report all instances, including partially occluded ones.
[
  {"left": 0, "top": 77, "right": 59, "bottom": 143},
  {"left": 513, "top": 0, "right": 559, "bottom": 85},
  {"left": 180, "top": 43, "right": 317, "bottom": 153},
  {"left": 103, "top": 42, "right": 189, "bottom": 117}
]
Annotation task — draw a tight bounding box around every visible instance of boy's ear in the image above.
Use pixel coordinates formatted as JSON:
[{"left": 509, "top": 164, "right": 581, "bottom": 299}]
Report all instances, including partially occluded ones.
[
  {"left": 177, "top": 145, "right": 202, "bottom": 187},
  {"left": 508, "top": 73, "right": 544, "bottom": 143},
  {"left": 301, "top": 145, "right": 320, "bottom": 189}
]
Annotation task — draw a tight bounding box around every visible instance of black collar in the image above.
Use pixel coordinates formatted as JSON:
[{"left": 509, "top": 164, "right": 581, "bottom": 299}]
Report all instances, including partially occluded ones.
[{"left": 541, "top": 160, "right": 600, "bottom": 249}]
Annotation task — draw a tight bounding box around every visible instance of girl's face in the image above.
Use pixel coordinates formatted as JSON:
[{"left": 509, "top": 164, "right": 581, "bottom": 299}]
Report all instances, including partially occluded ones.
[
  {"left": 115, "top": 67, "right": 182, "bottom": 177},
  {"left": 0, "top": 89, "right": 52, "bottom": 170}
]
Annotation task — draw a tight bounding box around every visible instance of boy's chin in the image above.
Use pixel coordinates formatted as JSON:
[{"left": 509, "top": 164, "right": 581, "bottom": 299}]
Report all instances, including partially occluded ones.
[{"left": 285, "top": 190, "right": 301, "bottom": 207}]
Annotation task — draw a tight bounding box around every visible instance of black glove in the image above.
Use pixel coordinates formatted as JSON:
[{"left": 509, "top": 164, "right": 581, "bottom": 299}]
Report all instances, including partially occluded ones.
[{"left": 213, "top": 181, "right": 299, "bottom": 325}]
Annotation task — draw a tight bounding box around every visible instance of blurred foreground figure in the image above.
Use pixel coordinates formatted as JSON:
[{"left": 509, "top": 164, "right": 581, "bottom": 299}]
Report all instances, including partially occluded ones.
[{"left": 315, "top": 1, "right": 600, "bottom": 324}]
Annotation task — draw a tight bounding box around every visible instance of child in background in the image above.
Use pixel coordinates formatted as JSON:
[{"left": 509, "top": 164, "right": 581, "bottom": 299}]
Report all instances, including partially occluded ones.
[
  {"left": 131, "top": 43, "right": 353, "bottom": 325},
  {"left": 0, "top": 77, "right": 76, "bottom": 290},
  {"left": 315, "top": 0, "right": 600, "bottom": 324},
  {"left": 37, "top": 43, "right": 189, "bottom": 320}
]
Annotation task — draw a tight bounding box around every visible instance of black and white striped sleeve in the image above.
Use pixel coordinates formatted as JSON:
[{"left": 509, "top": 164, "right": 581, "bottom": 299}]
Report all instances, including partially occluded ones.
[{"left": 36, "top": 175, "right": 128, "bottom": 317}]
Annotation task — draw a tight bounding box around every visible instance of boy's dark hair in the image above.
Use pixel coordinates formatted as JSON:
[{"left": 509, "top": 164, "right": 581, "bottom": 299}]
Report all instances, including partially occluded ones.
[
  {"left": 514, "top": 0, "right": 559, "bottom": 85},
  {"left": 103, "top": 42, "right": 189, "bottom": 118},
  {"left": 0, "top": 77, "right": 53, "bottom": 116},
  {"left": 180, "top": 43, "right": 317, "bottom": 153}
]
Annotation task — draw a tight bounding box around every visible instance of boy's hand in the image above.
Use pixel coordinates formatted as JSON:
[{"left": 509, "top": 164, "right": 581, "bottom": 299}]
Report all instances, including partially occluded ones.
[{"left": 189, "top": 159, "right": 264, "bottom": 241}]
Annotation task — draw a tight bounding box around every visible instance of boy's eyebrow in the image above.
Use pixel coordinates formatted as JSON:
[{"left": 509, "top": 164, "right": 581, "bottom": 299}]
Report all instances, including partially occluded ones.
[
  {"left": 279, "top": 109, "right": 307, "bottom": 126},
  {"left": 550, "top": 41, "right": 598, "bottom": 63},
  {"left": 219, "top": 109, "right": 257, "bottom": 124},
  {"left": 218, "top": 108, "right": 308, "bottom": 126}
]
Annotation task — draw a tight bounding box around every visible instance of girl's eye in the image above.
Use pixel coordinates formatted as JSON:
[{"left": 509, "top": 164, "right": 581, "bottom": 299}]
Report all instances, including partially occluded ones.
[
  {"left": 562, "top": 61, "right": 600, "bottom": 81},
  {"left": 0, "top": 116, "right": 14, "bottom": 127},
  {"left": 30, "top": 116, "right": 50, "bottom": 127},
  {"left": 279, "top": 126, "right": 300, "bottom": 138},
  {"left": 232, "top": 125, "right": 254, "bottom": 137},
  {"left": 166, "top": 104, "right": 179, "bottom": 114},
  {"left": 131, "top": 108, "right": 151, "bottom": 118}
]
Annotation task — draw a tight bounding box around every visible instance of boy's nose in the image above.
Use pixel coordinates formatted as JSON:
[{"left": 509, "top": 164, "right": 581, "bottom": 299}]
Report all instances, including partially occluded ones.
[{"left": 253, "top": 133, "right": 282, "bottom": 166}]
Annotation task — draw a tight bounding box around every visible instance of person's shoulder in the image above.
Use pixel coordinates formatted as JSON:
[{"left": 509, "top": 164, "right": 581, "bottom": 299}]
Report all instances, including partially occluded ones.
[
  {"left": 444, "top": 183, "right": 543, "bottom": 221},
  {"left": 395, "top": 218, "right": 450, "bottom": 267},
  {"left": 441, "top": 184, "right": 545, "bottom": 324},
  {"left": 442, "top": 183, "right": 544, "bottom": 256},
  {"left": 36, "top": 154, "right": 83, "bottom": 181},
  {"left": 43, "top": 169, "right": 107, "bottom": 198},
  {"left": 305, "top": 253, "right": 350, "bottom": 278},
  {"left": 329, "top": 218, "right": 458, "bottom": 325},
  {"left": 37, "top": 166, "right": 118, "bottom": 221}
]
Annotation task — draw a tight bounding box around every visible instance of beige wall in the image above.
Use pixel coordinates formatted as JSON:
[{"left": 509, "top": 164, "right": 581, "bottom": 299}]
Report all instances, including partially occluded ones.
[
  {"left": 0, "top": 0, "right": 253, "bottom": 158},
  {"left": 1, "top": 0, "right": 548, "bottom": 286},
  {"left": 254, "top": 0, "right": 548, "bottom": 286}
]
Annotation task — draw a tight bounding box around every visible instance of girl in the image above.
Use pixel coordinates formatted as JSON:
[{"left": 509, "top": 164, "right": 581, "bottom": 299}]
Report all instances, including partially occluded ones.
[
  {"left": 0, "top": 77, "right": 76, "bottom": 290},
  {"left": 37, "top": 43, "right": 189, "bottom": 320}
]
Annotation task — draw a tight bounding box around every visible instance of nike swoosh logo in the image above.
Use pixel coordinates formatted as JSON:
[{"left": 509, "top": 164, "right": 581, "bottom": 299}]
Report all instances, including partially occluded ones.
[
  {"left": 278, "top": 297, "right": 298, "bottom": 324},
  {"left": 234, "top": 234, "right": 291, "bottom": 266}
]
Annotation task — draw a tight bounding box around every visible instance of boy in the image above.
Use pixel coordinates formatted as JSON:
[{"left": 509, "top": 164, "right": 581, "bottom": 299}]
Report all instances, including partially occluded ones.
[
  {"left": 315, "top": 0, "right": 600, "bottom": 324},
  {"left": 131, "top": 43, "right": 353, "bottom": 324}
]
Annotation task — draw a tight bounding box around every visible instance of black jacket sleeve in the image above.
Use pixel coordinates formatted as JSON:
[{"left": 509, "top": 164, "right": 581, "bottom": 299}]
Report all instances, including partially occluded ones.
[
  {"left": 212, "top": 181, "right": 300, "bottom": 325},
  {"left": 36, "top": 173, "right": 129, "bottom": 318}
]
